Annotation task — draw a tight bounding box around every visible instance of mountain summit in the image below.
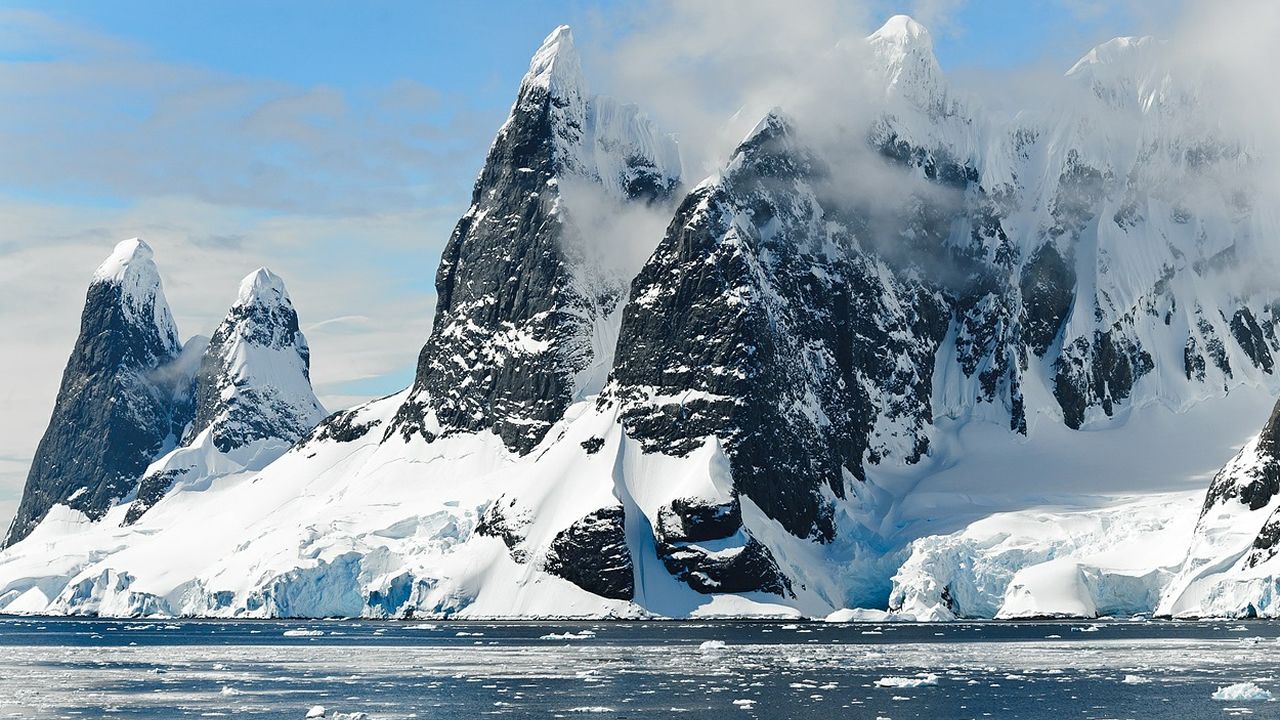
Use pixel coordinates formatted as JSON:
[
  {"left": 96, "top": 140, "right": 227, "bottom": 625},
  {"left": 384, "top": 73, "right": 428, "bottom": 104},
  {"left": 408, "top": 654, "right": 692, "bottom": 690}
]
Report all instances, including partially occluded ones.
[
  {"left": 5, "top": 239, "right": 196, "bottom": 546},
  {"left": 384, "top": 24, "right": 681, "bottom": 454}
]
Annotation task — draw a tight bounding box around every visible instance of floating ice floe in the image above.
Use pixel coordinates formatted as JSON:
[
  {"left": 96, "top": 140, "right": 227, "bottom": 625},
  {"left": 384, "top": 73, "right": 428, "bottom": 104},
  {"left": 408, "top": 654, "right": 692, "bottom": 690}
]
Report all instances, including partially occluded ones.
[
  {"left": 1212, "top": 682, "right": 1274, "bottom": 701},
  {"left": 875, "top": 674, "right": 939, "bottom": 688},
  {"left": 540, "top": 630, "right": 596, "bottom": 640}
]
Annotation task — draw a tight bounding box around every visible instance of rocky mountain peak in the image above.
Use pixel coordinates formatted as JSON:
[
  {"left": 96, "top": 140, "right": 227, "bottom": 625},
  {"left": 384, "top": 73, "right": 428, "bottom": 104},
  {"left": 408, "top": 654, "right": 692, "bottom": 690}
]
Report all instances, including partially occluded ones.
[
  {"left": 90, "top": 237, "right": 180, "bottom": 350},
  {"left": 184, "top": 268, "right": 324, "bottom": 454},
  {"left": 520, "top": 25, "right": 585, "bottom": 102},
  {"left": 378, "top": 25, "right": 681, "bottom": 455},
  {"left": 866, "top": 14, "right": 945, "bottom": 110},
  {"left": 4, "top": 240, "right": 193, "bottom": 546},
  {"left": 123, "top": 268, "right": 324, "bottom": 524}
]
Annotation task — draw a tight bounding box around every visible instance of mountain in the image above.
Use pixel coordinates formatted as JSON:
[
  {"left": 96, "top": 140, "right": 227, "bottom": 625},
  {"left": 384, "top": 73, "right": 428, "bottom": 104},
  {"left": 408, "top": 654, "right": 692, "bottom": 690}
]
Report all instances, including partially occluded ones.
[
  {"left": 1155, "top": 399, "right": 1280, "bottom": 617},
  {"left": 3, "top": 239, "right": 198, "bottom": 547},
  {"left": 124, "top": 268, "right": 326, "bottom": 524},
  {"left": 1, "top": 17, "right": 1278, "bottom": 619},
  {"left": 386, "top": 24, "right": 681, "bottom": 455}
]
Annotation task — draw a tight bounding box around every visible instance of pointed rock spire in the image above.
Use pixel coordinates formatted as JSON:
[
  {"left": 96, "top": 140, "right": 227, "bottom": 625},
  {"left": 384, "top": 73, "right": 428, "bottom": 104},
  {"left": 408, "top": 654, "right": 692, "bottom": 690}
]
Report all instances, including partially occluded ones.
[
  {"left": 185, "top": 267, "right": 325, "bottom": 454},
  {"left": 124, "top": 268, "right": 325, "bottom": 524},
  {"left": 866, "top": 14, "right": 946, "bottom": 111},
  {"left": 384, "top": 25, "right": 680, "bottom": 454},
  {"left": 91, "top": 238, "right": 181, "bottom": 352},
  {"left": 520, "top": 25, "right": 585, "bottom": 100},
  {"left": 5, "top": 239, "right": 192, "bottom": 546}
]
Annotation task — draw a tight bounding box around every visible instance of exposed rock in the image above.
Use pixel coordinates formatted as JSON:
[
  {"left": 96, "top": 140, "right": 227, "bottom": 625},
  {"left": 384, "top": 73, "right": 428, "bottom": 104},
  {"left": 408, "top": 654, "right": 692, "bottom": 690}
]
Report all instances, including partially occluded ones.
[
  {"left": 5, "top": 239, "right": 195, "bottom": 546},
  {"left": 388, "top": 26, "right": 680, "bottom": 455},
  {"left": 608, "top": 112, "right": 950, "bottom": 545},
  {"left": 184, "top": 268, "right": 325, "bottom": 453},
  {"left": 542, "top": 505, "right": 634, "bottom": 600},
  {"left": 658, "top": 536, "right": 792, "bottom": 597},
  {"left": 1020, "top": 243, "right": 1075, "bottom": 355},
  {"left": 656, "top": 497, "right": 741, "bottom": 544},
  {"left": 1203, "top": 399, "right": 1280, "bottom": 513}
]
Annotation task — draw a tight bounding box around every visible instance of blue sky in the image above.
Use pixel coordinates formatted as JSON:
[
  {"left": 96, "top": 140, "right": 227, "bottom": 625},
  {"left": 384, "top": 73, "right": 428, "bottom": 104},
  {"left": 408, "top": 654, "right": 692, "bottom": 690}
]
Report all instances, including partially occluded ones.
[
  {"left": 0, "top": 0, "right": 1176, "bottom": 219},
  {"left": 13, "top": 1, "right": 1175, "bottom": 97},
  {"left": 0, "top": 0, "right": 1181, "bottom": 525}
]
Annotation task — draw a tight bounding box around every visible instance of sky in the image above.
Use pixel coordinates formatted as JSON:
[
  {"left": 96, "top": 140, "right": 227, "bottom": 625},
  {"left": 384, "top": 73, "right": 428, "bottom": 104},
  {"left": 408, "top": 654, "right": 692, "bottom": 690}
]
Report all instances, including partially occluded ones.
[{"left": 0, "top": 0, "right": 1186, "bottom": 528}]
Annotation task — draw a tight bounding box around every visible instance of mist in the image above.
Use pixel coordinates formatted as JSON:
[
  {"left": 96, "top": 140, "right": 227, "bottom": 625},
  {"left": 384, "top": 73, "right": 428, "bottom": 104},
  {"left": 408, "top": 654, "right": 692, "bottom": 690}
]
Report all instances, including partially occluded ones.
[{"left": 559, "top": 0, "right": 1280, "bottom": 294}]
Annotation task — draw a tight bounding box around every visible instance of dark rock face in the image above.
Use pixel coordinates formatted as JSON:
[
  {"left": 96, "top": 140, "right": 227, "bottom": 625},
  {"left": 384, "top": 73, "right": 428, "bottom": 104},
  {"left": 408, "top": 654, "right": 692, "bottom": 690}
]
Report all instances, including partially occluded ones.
[
  {"left": 1232, "top": 308, "right": 1275, "bottom": 374},
  {"left": 1020, "top": 243, "right": 1075, "bottom": 356},
  {"left": 476, "top": 497, "right": 531, "bottom": 563},
  {"left": 659, "top": 537, "right": 792, "bottom": 596},
  {"left": 123, "top": 468, "right": 189, "bottom": 525},
  {"left": 653, "top": 497, "right": 791, "bottom": 597},
  {"left": 388, "top": 27, "right": 679, "bottom": 456},
  {"left": 656, "top": 497, "right": 742, "bottom": 544},
  {"left": 306, "top": 407, "right": 383, "bottom": 445},
  {"left": 6, "top": 242, "right": 192, "bottom": 547},
  {"left": 1246, "top": 509, "right": 1280, "bottom": 568},
  {"left": 608, "top": 114, "right": 951, "bottom": 546},
  {"left": 1203, "top": 400, "right": 1280, "bottom": 514},
  {"left": 1054, "top": 328, "right": 1155, "bottom": 429},
  {"left": 542, "top": 505, "right": 634, "bottom": 601},
  {"left": 1204, "top": 399, "right": 1280, "bottom": 569},
  {"left": 1185, "top": 336, "right": 1208, "bottom": 381}
]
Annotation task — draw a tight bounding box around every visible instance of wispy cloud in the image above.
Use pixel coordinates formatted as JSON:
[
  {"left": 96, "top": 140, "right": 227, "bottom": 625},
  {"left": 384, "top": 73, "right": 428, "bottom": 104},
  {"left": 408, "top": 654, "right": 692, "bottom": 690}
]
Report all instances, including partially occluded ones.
[
  {"left": 0, "top": 10, "right": 485, "bottom": 524},
  {"left": 0, "top": 10, "right": 493, "bottom": 216}
]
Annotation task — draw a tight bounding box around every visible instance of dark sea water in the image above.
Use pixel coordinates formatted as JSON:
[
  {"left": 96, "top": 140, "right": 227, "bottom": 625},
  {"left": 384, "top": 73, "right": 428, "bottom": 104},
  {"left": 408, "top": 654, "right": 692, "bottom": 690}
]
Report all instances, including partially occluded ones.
[{"left": 1, "top": 616, "right": 1277, "bottom": 719}]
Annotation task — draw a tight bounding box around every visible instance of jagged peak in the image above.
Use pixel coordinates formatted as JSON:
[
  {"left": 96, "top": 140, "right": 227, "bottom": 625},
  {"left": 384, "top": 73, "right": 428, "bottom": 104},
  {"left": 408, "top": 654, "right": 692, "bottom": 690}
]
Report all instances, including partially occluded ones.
[
  {"left": 742, "top": 107, "right": 793, "bottom": 144},
  {"left": 89, "top": 237, "right": 177, "bottom": 339},
  {"left": 235, "top": 267, "right": 291, "bottom": 308},
  {"left": 521, "top": 25, "right": 585, "bottom": 100},
  {"left": 868, "top": 14, "right": 933, "bottom": 48},
  {"left": 92, "top": 237, "right": 157, "bottom": 286},
  {"left": 865, "top": 14, "right": 946, "bottom": 109},
  {"left": 716, "top": 108, "right": 803, "bottom": 182},
  {"left": 1066, "top": 35, "right": 1159, "bottom": 77}
]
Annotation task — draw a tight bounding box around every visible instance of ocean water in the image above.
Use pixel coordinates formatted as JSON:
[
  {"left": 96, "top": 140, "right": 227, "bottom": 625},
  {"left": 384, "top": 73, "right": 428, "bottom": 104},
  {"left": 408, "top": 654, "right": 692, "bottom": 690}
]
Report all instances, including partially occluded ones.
[{"left": 0, "top": 617, "right": 1277, "bottom": 718}]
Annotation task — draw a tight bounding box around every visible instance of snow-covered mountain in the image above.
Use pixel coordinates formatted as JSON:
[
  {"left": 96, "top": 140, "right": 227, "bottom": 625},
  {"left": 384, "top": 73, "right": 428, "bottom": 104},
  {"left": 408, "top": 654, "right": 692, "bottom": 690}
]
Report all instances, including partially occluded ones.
[
  {"left": 124, "top": 268, "right": 326, "bottom": 525},
  {"left": 0, "top": 248, "right": 326, "bottom": 613},
  {"left": 2, "top": 18, "right": 1278, "bottom": 620},
  {"left": 388, "top": 24, "right": 681, "bottom": 455},
  {"left": 4, "top": 239, "right": 199, "bottom": 547}
]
